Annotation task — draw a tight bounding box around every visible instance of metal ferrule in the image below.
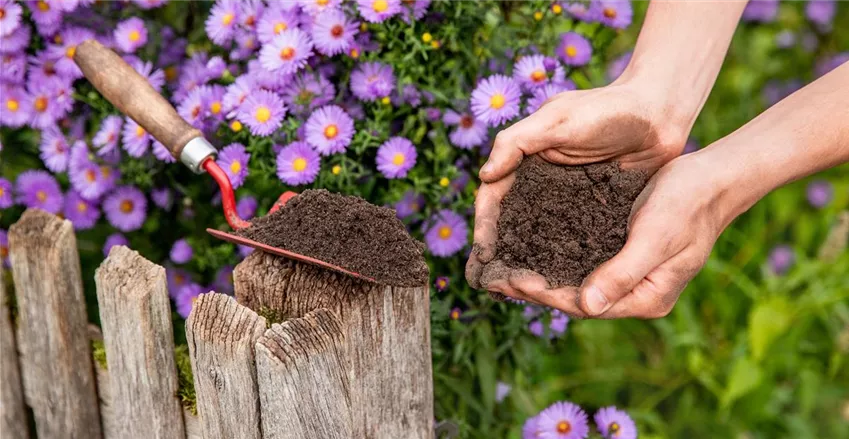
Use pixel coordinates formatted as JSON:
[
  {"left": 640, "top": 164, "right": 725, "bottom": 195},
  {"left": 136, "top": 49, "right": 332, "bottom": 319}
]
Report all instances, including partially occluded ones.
[{"left": 180, "top": 137, "right": 217, "bottom": 174}]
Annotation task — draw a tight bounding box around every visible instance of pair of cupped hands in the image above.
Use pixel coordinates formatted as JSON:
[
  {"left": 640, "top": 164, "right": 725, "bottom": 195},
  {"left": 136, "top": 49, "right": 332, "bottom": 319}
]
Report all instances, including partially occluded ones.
[{"left": 466, "top": 80, "right": 734, "bottom": 320}]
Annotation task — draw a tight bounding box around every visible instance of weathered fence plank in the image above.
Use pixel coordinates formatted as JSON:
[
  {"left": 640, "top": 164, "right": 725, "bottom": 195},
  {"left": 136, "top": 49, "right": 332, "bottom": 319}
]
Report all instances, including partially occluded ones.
[
  {"left": 95, "top": 245, "right": 185, "bottom": 439},
  {"left": 0, "top": 266, "right": 29, "bottom": 439},
  {"left": 8, "top": 209, "right": 102, "bottom": 439},
  {"left": 255, "top": 309, "right": 352, "bottom": 439},
  {"left": 235, "top": 251, "right": 434, "bottom": 439},
  {"left": 186, "top": 293, "right": 266, "bottom": 439}
]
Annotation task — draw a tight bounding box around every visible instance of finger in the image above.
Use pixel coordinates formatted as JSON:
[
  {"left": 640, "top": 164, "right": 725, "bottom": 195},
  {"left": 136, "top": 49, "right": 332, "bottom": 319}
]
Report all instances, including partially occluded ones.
[
  {"left": 578, "top": 227, "right": 679, "bottom": 316},
  {"left": 479, "top": 103, "right": 562, "bottom": 183},
  {"left": 484, "top": 278, "right": 544, "bottom": 306},
  {"left": 509, "top": 272, "right": 588, "bottom": 318},
  {"left": 464, "top": 251, "right": 484, "bottom": 289},
  {"left": 472, "top": 174, "right": 515, "bottom": 263}
]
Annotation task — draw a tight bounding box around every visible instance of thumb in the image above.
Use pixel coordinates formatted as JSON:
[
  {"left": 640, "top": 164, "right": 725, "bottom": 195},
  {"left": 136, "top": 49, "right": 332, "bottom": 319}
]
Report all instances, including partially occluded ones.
[{"left": 579, "top": 230, "right": 673, "bottom": 316}]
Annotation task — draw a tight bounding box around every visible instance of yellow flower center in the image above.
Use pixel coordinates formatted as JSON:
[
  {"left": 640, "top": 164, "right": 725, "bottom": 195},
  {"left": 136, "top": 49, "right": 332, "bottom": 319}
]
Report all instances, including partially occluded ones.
[
  {"left": 373, "top": 0, "right": 388, "bottom": 12},
  {"left": 0, "top": 246, "right": 6, "bottom": 258},
  {"left": 129, "top": 30, "right": 141, "bottom": 42},
  {"left": 54, "top": 34, "right": 62, "bottom": 44},
  {"left": 85, "top": 169, "right": 97, "bottom": 182},
  {"left": 230, "top": 120, "right": 243, "bottom": 132},
  {"left": 360, "top": 22, "right": 368, "bottom": 32},
  {"left": 210, "top": 101, "right": 222, "bottom": 114},
  {"left": 565, "top": 45, "right": 577, "bottom": 57},
  {"left": 35, "top": 190, "right": 47, "bottom": 202},
  {"left": 430, "top": 40, "right": 440, "bottom": 49},
  {"left": 222, "top": 12, "right": 235, "bottom": 25},
  {"left": 6, "top": 99, "right": 18, "bottom": 111},
  {"left": 422, "top": 32, "right": 432, "bottom": 43},
  {"left": 255, "top": 106, "right": 271, "bottom": 123},
  {"left": 552, "top": 4, "right": 562, "bottom": 14},
  {"left": 381, "top": 96, "right": 391, "bottom": 105},
  {"left": 274, "top": 22, "right": 287, "bottom": 34},
  {"left": 279, "top": 47, "right": 295, "bottom": 60},
  {"left": 610, "top": 422, "right": 620, "bottom": 434},
  {"left": 350, "top": 48, "right": 360, "bottom": 58},
  {"left": 437, "top": 280, "right": 447, "bottom": 288},
  {"left": 37, "top": 1, "right": 49, "bottom": 12},
  {"left": 530, "top": 70, "right": 546, "bottom": 82},
  {"left": 557, "top": 421, "right": 571, "bottom": 433},
  {"left": 317, "top": 0, "right": 329, "bottom": 5},
  {"left": 0, "top": 187, "right": 4, "bottom": 197},
  {"left": 135, "top": 126, "right": 145, "bottom": 137},
  {"left": 120, "top": 200, "right": 134, "bottom": 213},
  {"left": 604, "top": 7, "right": 617, "bottom": 18},
  {"left": 175, "top": 274, "right": 185, "bottom": 285},
  {"left": 331, "top": 165, "right": 341, "bottom": 175},
  {"left": 331, "top": 24, "right": 344, "bottom": 37},
  {"left": 66, "top": 45, "right": 77, "bottom": 59},
  {"left": 460, "top": 115, "right": 474, "bottom": 128},
  {"left": 77, "top": 201, "right": 88, "bottom": 212},
  {"left": 324, "top": 124, "right": 339, "bottom": 139},
  {"left": 438, "top": 226, "right": 452, "bottom": 239},
  {"left": 0, "top": 9, "right": 5, "bottom": 19},
  {"left": 450, "top": 310, "right": 460, "bottom": 319},
  {"left": 392, "top": 153, "right": 405, "bottom": 166},
  {"left": 489, "top": 93, "right": 506, "bottom": 109},
  {"left": 34, "top": 97, "right": 48, "bottom": 112},
  {"left": 533, "top": 11, "right": 543, "bottom": 21},
  {"left": 230, "top": 161, "right": 242, "bottom": 174},
  {"left": 292, "top": 158, "right": 307, "bottom": 172},
  {"left": 100, "top": 166, "right": 111, "bottom": 178},
  {"left": 439, "top": 177, "right": 450, "bottom": 187},
  {"left": 164, "top": 66, "right": 178, "bottom": 81}
]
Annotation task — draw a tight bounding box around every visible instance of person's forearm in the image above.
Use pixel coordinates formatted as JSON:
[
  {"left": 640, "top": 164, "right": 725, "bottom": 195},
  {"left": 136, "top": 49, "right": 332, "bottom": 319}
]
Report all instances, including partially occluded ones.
[
  {"left": 703, "top": 61, "right": 849, "bottom": 225},
  {"left": 617, "top": 0, "right": 748, "bottom": 135}
]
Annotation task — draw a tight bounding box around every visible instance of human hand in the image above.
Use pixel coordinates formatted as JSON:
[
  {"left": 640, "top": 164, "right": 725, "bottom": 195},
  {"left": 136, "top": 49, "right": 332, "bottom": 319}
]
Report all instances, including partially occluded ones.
[{"left": 473, "top": 150, "right": 744, "bottom": 319}]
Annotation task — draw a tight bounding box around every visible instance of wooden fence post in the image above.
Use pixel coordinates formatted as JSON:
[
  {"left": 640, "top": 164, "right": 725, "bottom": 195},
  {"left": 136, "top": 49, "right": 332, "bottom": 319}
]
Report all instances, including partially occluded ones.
[
  {"left": 95, "top": 245, "right": 185, "bottom": 439},
  {"left": 186, "top": 293, "right": 266, "bottom": 439},
  {"left": 8, "top": 209, "right": 102, "bottom": 438},
  {"left": 255, "top": 309, "right": 352, "bottom": 439},
  {"left": 1, "top": 265, "right": 29, "bottom": 439},
  {"left": 234, "top": 251, "right": 434, "bottom": 439}
]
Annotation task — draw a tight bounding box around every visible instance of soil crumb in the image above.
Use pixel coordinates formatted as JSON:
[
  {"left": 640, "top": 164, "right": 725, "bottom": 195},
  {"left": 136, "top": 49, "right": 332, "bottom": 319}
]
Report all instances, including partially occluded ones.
[
  {"left": 234, "top": 189, "right": 428, "bottom": 287},
  {"left": 495, "top": 157, "right": 649, "bottom": 288}
]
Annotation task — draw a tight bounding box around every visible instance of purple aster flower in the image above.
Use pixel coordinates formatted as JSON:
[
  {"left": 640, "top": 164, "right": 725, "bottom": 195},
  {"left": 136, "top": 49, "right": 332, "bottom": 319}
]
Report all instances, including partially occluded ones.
[
  {"left": 0, "top": 178, "right": 12, "bottom": 208},
  {"left": 357, "top": 0, "right": 401, "bottom": 23},
  {"left": 0, "top": 24, "right": 30, "bottom": 54},
  {"left": 471, "top": 74, "right": 521, "bottom": 127},
  {"left": 0, "top": 51, "right": 26, "bottom": 84},
  {"left": 127, "top": 57, "right": 165, "bottom": 93},
  {"left": 257, "top": 4, "right": 300, "bottom": 44},
  {"left": 151, "top": 187, "right": 173, "bottom": 211},
  {"left": 565, "top": 0, "right": 601, "bottom": 21},
  {"left": 394, "top": 190, "right": 424, "bottom": 220},
  {"left": 536, "top": 401, "right": 589, "bottom": 439},
  {"left": 742, "top": 0, "right": 778, "bottom": 23},
  {"left": 523, "top": 416, "right": 542, "bottom": 439},
  {"left": 239, "top": 0, "right": 264, "bottom": 30},
  {"left": 178, "top": 86, "right": 208, "bottom": 129},
  {"left": 298, "top": 0, "right": 341, "bottom": 16},
  {"left": 396, "top": 84, "right": 422, "bottom": 107},
  {"left": 495, "top": 382, "right": 511, "bottom": 403},
  {"left": 28, "top": 78, "right": 70, "bottom": 129},
  {"left": 376, "top": 137, "right": 417, "bottom": 178},
  {"left": 304, "top": 105, "right": 355, "bottom": 155},
  {"left": 0, "top": 229, "right": 7, "bottom": 267},
  {"left": 434, "top": 276, "right": 449, "bottom": 292},
  {"left": 767, "top": 244, "right": 795, "bottom": 275},
  {"left": 550, "top": 310, "right": 569, "bottom": 336},
  {"left": 443, "top": 109, "right": 489, "bottom": 149},
  {"left": 114, "top": 18, "right": 148, "bottom": 53},
  {"left": 233, "top": 29, "right": 260, "bottom": 60},
  {"left": 103, "top": 186, "right": 147, "bottom": 232},
  {"left": 223, "top": 76, "right": 256, "bottom": 114},
  {"left": 597, "top": 0, "right": 632, "bottom": 29},
  {"left": 339, "top": 96, "right": 365, "bottom": 120},
  {"left": 39, "top": 128, "right": 70, "bottom": 172},
  {"left": 312, "top": 8, "right": 359, "bottom": 56},
  {"left": 166, "top": 267, "right": 192, "bottom": 296},
  {"left": 122, "top": 117, "right": 151, "bottom": 157},
  {"left": 282, "top": 72, "right": 336, "bottom": 115},
  {"left": 815, "top": 52, "right": 849, "bottom": 78},
  {"left": 175, "top": 283, "right": 203, "bottom": 319},
  {"left": 0, "top": 0, "right": 23, "bottom": 37},
  {"left": 276, "top": 141, "right": 321, "bottom": 186},
  {"left": 103, "top": 233, "right": 129, "bottom": 257},
  {"left": 46, "top": 26, "right": 94, "bottom": 79},
  {"left": 236, "top": 89, "right": 286, "bottom": 136},
  {"left": 595, "top": 406, "right": 637, "bottom": 439},
  {"left": 557, "top": 32, "right": 592, "bottom": 66},
  {"left": 15, "top": 170, "right": 63, "bottom": 214},
  {"left": 236, "top": 196, "right": 257, "bottom": 219},
  {"left": 152, "top": 141, "right": 177, "bottom": 163},
  {"left": 401, "top": 0, "right": 431, "bottom": 23},
  {"left": 213, "top": 265, "right": 234, "bottom": 295},
  {"left": 28, "top": 0, "right": 63, "bottom": 36},
  {"left": 216, "top": 143, "right": 250, "bottom": 188},
  {"left": 0, "top": 84, "right": 30, "bottom": 128},
  {"left": 27, "top": 51, "right": 61, "bottom": 85},
  {"left": 350, "top": 61, "right": 395, "bottom": 101},
  {"left": 425, "top": 107, "right": 442, "bottom": 121},
  {"left": 529, "top": 320, "right": 545, "bottom": 337},
  {"left": 170, "top": 239, "right": 193, "bottom": 264},
  {"left": 607, "top": 51, "right": 632, "bottom": 82},
  {"left": 205, "top": 0, "right": 239, "bottom": 45},
  {"left": 423, "top": 210, "right": 468, "bottom": 257},
  {"left": 69, "top": 145, "right": 118, "bottom": 201},
  {"left": 514, "top": 55, "right": 564, "bottom": 90},
  {"left": 259, "top": 29, "right": 314, "bottom": 75},
  {"left": 93, "top": 115, "right": 122, "bottom": 157},
  {"left": 527, "top": 83, "right": 572, "bottom": 115},
  {"left": 806, "top": 179, "right": 833, "bottom": 208},
  {"left": 63, "top": 190, "right": 100, "bottom": 230}
]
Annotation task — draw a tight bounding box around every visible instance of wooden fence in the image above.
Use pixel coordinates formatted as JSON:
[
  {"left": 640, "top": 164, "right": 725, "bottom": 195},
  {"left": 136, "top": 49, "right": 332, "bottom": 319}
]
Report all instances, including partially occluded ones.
[{"left": 1, "top": 209, "right": 433, "bottom": 439}]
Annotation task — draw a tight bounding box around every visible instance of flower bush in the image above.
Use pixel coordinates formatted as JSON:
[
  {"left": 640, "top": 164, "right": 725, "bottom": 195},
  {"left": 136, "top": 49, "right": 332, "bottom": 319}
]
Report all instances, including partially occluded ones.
[{"left": 1, "top": 1, "right": 848, "bottom": 438}]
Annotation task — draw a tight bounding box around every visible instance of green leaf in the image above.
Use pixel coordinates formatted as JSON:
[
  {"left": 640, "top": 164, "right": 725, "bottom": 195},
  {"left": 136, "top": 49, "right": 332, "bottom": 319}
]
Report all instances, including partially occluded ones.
[
  {"left": 720, "top": 356, "right": 762, "bottom": 410},
  {"left": 748, "top": 297, "right": 793, "bottom": 362}
]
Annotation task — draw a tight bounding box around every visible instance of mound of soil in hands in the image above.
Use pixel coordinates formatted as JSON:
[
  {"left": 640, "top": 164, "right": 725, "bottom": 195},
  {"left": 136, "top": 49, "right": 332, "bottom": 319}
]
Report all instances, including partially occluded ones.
[
  {"left": 494, "top": 156, "right": 649, "bottom": 288},
  {"left": 235, "top": 189, "right": 428, "bottom": 287}
]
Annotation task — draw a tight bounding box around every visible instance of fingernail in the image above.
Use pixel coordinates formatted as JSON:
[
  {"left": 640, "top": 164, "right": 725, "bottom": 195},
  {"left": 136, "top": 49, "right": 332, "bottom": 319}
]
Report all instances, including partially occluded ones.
[
  {"left": 480, "top": 161, "right": 494, "bottom": 175},
  {"left": 584, "top": 286, "right": 609, "bottom": 315}
]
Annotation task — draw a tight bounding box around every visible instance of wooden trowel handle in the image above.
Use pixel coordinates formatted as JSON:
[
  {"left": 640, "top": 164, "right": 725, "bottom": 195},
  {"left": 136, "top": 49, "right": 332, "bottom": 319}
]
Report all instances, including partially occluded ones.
[{"left": 73, "top": 39, "right": 202, "bottom": 160}]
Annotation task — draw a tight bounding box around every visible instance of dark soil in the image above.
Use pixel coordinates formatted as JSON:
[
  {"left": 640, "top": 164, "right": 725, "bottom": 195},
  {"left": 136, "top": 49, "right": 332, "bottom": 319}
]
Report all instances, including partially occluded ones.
[
  {"left": 495, "top": 156, "right": 649, "bottom": 288},
  {"left": 234, "top": 189, "right": 428, "bottom": 287}
]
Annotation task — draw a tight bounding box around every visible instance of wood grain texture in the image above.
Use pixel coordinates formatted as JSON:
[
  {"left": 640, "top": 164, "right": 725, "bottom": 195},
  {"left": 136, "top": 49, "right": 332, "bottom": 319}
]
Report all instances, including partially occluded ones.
[
  {"left": 8, "top": 209, "right": 102, "bottom": 439},
  {"left": 186, "top": 293, "right": 266, "bottom": 439},
  {"left": 0, "top": 266, "right": 29, "bottom": 439},
  {"left": 73, "top": 39, "right": 202, "bottom": 158},
  {"left": 255, "top": 309, "right": 352, "bottom": 439},
  {"left": 94, "top": 246, "right": 185, "bottom": 439},
  {"left": 235, "top": 252, "right": 434, "bottom": 439}
]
